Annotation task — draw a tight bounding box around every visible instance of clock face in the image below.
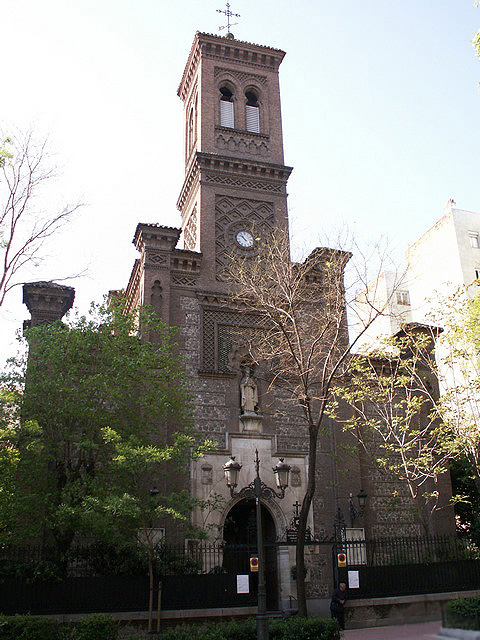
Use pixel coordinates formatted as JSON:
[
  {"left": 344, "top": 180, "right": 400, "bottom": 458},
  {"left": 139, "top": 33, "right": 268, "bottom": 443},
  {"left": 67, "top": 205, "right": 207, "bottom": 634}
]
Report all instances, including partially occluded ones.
[{"left": 236, "top": 230, "right": 254, "bottom": 249}]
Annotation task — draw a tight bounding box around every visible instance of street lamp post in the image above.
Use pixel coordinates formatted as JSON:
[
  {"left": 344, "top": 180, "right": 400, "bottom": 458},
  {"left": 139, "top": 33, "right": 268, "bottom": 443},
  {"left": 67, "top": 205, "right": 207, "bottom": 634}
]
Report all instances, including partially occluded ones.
[
  {"left": 224, "top": 450, "right": 290, "bottom": 640},
  {"left": 348, "top": 489, "right": 367, "bottom": 528},
  {"left": 147, "top": 485, "right": 160, "bottom": 635}
]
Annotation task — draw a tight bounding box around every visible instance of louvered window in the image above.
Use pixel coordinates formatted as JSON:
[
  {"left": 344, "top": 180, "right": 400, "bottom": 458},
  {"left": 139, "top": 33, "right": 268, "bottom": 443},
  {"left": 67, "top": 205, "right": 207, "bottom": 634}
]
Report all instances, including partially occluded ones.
[
  {"left": 245, "top": 90, "right": 260, "bottom": 133},
  {"left": 246, "top": 105, "right": 260, "bottom": 133},
  {"left": 220, "top": 86, "right": 235, "bottom": 128},
  {"left": 220, "top": 100, "right": 234, "bottom": 128}
]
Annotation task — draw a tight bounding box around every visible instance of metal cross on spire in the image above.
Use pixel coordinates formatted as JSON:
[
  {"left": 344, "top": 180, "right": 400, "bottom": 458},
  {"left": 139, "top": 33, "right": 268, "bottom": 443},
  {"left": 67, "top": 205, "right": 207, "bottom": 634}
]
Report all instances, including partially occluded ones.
[{"left": 216, "top": 2, "right": 240, "bottom": 39}]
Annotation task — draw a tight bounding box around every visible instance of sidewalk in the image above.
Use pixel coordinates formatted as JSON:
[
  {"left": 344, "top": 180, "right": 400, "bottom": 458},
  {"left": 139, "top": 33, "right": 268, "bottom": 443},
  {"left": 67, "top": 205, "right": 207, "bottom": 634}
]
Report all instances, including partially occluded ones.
[{"left": 343, "top": 620, "right": 442, "bottom": 640}]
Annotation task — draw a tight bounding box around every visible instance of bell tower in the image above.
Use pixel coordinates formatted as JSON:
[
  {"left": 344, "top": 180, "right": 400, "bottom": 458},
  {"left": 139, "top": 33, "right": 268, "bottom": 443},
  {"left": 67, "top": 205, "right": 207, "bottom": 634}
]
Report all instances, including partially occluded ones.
[{"left": 177, "top": 32, "right": 293, "bottom": 284}]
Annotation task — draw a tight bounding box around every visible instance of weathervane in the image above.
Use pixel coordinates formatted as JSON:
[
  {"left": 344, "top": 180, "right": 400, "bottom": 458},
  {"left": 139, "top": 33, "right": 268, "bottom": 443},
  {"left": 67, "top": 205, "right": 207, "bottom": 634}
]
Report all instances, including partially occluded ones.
[{"left": 216, "top": 2, "right": 240, "bottom": 38}]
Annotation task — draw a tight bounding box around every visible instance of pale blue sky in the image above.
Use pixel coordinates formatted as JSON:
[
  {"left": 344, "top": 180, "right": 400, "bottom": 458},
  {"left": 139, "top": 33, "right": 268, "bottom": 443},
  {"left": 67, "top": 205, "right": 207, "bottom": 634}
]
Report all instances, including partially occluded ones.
[{"left": 1, "top": 0, "right": 479, "bottom": 359}]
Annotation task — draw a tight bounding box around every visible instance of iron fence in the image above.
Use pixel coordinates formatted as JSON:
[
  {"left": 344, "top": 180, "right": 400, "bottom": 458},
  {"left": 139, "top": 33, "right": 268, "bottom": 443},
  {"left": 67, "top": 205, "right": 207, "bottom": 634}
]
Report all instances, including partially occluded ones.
[
  {"left": 0, "top": 542, "right": 261, "bottom": 614},
  {"left": 334, "top": 535, "right": 480, "bottom": 598}
]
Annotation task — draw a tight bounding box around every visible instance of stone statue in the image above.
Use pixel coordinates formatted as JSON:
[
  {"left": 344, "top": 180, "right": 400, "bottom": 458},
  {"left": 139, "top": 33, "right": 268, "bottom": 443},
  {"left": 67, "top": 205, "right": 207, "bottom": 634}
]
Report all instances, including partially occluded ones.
[{"left": 240, "top": 366, "right": 259, "bottom": 414}]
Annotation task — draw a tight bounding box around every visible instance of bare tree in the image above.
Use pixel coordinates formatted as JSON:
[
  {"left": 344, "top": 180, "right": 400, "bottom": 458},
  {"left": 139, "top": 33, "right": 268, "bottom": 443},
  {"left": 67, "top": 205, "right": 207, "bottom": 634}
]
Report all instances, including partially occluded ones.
[
  {"left": 0, "top": 130, "right": 82, "bottom": 308},
  {"left": 224, "top": 229, "right": 402, "bottom": 617}
]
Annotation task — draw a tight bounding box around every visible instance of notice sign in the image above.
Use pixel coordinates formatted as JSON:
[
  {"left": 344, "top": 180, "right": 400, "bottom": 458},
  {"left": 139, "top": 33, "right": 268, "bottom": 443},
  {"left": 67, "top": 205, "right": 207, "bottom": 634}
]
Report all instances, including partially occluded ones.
[
  {"left": 348, "top": 570, "right": 360, "bottom": 589},
  {"left": 237, "top": 574, "right": 249, "bottom": 594}
]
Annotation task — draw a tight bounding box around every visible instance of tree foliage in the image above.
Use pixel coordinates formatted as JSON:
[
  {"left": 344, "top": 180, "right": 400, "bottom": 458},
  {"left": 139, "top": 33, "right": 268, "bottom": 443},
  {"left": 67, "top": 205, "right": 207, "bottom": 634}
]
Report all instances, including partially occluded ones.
[
  {"left": 334, "top": 327, "right": 454, "bottom": 528},
  {"left": 337, "top": 284, "right": 480, "bottom": 534},
  {"left": 428, "top": 286, "right": 480, "bottom": 492},
  {"left": 0, "top": 298, "right": 202, "bottom": 552}
]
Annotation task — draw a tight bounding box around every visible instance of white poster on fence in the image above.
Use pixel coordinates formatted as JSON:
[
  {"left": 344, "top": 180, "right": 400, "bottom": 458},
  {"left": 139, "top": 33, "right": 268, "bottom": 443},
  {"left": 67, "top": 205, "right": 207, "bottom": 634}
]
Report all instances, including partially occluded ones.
[
  {"left": 237, "top": 574, "right": 249, "bottom": 594},
  {"left": 348, "top": 570, "right": 360, "bottom": 589}
]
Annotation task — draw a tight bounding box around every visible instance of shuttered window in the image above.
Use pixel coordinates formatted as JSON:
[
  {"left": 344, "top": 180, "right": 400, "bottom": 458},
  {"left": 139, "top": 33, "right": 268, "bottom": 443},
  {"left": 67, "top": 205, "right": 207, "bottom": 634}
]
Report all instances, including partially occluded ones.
[
  {"left": 246, "top": 105, "right": 260, "bottom": 133},
  {"left": 220, "top": 100, "right": 234, "bottom": 128}
]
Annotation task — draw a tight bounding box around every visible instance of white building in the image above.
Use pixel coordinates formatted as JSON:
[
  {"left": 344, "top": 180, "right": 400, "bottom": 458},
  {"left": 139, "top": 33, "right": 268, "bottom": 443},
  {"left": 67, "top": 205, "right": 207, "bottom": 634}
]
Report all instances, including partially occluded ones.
[
  {"left": 406, "top": 199, "right": 480, "bottom": 324},
  {"left": 353, "top": 271, "right": 412, "bottom": 352},
  {"left": 353, "top": 200, "right": 480, "bottom": 351}
]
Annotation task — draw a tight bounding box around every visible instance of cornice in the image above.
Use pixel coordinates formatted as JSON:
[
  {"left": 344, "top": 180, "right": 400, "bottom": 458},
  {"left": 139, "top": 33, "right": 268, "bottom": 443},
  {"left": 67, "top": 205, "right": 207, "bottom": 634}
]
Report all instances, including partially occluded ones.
[
  {"left": 23, "top": 281, "right": 75, "bottom": 314},
  {"left": 178, "top": 32, "right": 285, "bottom": 102},
  {"left": 125, "top": 258, "right": 142, "bottom": 303},
  {"left": 177, "top": 152, "right": 293, "bottom": 211},
  {"left": 133, "top": 223, "right": 182, "bottom": 252},
  {"left": 196, "top": 152, "right": 292, "bottom": 180},
  {"left": 177, "top": 160, "right": 200, "bottom": 213}
]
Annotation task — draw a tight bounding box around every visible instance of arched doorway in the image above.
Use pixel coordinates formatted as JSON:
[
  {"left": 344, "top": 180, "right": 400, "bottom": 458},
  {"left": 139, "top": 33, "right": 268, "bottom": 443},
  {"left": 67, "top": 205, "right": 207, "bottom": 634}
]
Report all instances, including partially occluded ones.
[{"left": 223, "top": 499, "right": 279, "bottom": 611}]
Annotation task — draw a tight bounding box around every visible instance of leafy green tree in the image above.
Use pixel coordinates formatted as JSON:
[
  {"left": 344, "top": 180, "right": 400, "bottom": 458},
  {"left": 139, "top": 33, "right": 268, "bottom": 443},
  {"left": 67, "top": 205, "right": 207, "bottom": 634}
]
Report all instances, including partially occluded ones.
[
  {"left": 337, "top": 285, "right": 480, "bottom": 534},
  {"left": 0, "top": 297, "right": 203, "bottom": 555},
  {"left": 428, "top": 286, "right": 480, "bottom": 492},
  {"left": 334, "top": 327, "right": 454, "bottom": 531}
]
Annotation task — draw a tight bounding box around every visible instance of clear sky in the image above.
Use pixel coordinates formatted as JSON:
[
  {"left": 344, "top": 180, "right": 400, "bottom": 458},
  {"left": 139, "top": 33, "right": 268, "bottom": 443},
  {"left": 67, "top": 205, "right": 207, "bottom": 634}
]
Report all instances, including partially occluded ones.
[{"left": 1, "top": 0, "right": 479, "bottom": 361}]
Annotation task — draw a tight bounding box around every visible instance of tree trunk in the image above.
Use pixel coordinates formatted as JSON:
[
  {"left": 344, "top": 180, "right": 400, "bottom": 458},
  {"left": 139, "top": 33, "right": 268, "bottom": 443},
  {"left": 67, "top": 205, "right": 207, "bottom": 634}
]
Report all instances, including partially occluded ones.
[{"left": 296, "top": 426, "right": 318, "bottom": 617}]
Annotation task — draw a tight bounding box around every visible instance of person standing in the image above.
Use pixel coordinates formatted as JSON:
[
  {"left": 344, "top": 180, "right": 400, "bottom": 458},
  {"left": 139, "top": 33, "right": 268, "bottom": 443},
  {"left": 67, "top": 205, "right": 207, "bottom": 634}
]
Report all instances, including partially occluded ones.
[{"left": 330, "top": 582, "right": 347, "bottom": 629}]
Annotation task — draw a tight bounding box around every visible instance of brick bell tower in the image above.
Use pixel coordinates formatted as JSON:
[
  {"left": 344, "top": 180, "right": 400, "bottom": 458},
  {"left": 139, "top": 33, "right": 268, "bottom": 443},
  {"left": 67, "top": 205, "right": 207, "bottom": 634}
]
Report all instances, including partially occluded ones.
[{"left": 177, "top": 32, "right": 293, "bottom": 285}]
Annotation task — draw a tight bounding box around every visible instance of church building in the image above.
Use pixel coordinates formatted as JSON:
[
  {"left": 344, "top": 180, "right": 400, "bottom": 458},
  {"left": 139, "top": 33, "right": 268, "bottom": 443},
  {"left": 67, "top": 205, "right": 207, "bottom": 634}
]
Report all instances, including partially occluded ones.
[{"left": 22, "top": 31, "right": 455, "bottom": 613}]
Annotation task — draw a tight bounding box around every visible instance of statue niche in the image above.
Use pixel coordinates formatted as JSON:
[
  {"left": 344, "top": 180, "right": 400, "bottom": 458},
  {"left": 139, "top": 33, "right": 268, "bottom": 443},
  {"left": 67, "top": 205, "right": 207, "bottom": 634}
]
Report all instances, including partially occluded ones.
[
  {"left": 239, "top": 365, "right": 263, "bottom": 433},
  {"left": 240, "top": 366, "right": 259, "bottom": 415}
]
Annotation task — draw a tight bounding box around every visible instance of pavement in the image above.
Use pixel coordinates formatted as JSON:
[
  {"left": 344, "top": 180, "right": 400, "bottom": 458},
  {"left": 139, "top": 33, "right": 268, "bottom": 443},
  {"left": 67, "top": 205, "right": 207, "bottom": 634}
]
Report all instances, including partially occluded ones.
[{"left": 343, "top": 620, "right": 443, "bottom": 640}]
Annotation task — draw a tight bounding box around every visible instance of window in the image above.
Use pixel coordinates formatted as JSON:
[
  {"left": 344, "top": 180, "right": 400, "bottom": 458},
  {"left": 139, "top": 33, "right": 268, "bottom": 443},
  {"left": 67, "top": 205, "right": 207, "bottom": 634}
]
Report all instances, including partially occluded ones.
[
  {"left": 220, "top": 86, "right": 234, "bottom": 128},
  {"left": 469, "top": 232, "right": 479, "bottom": 248},
  {"left": 396, "top": 290, "right": 410, "bottom": 305},
  {"left": 245, "top": 90, "right": 260, "bottom": 133}
]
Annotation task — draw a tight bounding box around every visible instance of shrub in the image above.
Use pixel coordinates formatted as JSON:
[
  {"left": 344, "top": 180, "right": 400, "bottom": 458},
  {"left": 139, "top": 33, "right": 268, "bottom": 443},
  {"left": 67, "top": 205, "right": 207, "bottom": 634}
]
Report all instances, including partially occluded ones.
[
  {"left": 0, "top": 614, "right": 119, "bottom": 640},
  {"left": 69, "top": 615, "right": 118, "bottom": 640},
  {"left": 444, "top": 597, "right": 480, "bottom": 630},
  {"left": 271, "top": 616, "right": 340, "bottom": 640},
  {"left": 0, "top": 615, "right": 60, "bottom": 640},
  {"left": 146, "top": 616, "right": 339, "bottom": 640}
]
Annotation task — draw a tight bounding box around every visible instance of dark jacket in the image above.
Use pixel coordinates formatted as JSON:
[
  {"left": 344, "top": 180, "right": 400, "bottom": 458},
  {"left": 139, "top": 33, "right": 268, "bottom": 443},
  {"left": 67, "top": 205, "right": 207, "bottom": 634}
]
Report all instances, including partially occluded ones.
[{"left": 330, "top": 587, "right": 347, "bottom": 612}]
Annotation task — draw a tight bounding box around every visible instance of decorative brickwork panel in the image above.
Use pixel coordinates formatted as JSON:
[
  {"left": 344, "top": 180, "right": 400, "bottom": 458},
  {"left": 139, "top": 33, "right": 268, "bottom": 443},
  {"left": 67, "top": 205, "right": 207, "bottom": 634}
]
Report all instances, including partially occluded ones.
[
  {"left": 146, "top": 253, "right": 168, "bottom": 266},
  {"left": 183, "top": 205, "right": 197, "bottom": 250},
  {"left": 171, "top": 274, "right": 198, "bottom": 287},
  {"left": 215, "top": 196, "right": 274, "bottom": 279},
  {"left": 215, "top": 132, "right": 270, "bottom": 157},
  {"left": 179, "top": 296, "right": 201, "bottom": 373},
  {"left": 202, "top": 307, "right": 260, "bottom": 371},
  {"left": 205, "top": 174, "right": 282, "bottom": 193},
  {"left": 214, "top": 67, "right": 267, "bottom": 86}
]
